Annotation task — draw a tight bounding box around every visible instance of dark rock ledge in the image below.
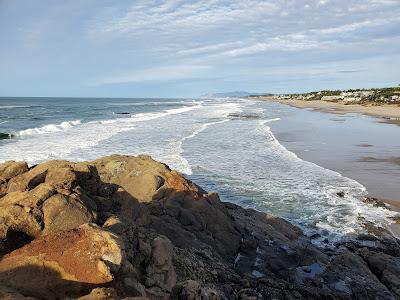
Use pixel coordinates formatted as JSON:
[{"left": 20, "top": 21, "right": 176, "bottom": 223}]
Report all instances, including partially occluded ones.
[{"left": 0, "top": 155, "right": 399, "bottom": 299}]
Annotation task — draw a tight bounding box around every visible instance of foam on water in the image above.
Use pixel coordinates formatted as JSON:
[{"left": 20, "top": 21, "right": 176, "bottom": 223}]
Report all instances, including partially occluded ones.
[
  {"left": 16, "top": 120, "right": 82, "bottom": 136},
  {"left": 129, "top": 103, "right": 203, "bottom": 122},
  {"left": 180, "top": 100, "right": 396, "bottom": 244},
  {"left": 174, "top": 119, "right": 231, "bottom": 175},
  {"left": 88, "top": 101, "right": 243, "bottom": 175},
  {"left": 108, "top": 100, "right": 192, "bottom": 106},
  {"left": 168, "top": 102, "right": 243, "bottom": 174},
  {"left": 0, "top": 97, "right": 396, "bottom": 245},
  {"left": 255, "top": 120, "right": 396, "bottom": 242},
  {"left": 0, "top": 103, "right": 203, "bottom": 165}
]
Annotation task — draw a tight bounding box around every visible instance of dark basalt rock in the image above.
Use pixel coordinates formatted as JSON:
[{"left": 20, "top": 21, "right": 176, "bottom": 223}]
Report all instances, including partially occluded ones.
[
  {"left": 0, "top": 132, "right": 13, "bottom": 140},
  {"left": 336, "top": 191, "right": 345, "bottom": 198},
  {"left": 363, "top": 197, "right": 388, "bottom": 209},
  {"left": 0, "top": 155, "right": 399, "bottom": 299},
  {"left": 228, "top": 113, "right": 262, "bottom": 119}
]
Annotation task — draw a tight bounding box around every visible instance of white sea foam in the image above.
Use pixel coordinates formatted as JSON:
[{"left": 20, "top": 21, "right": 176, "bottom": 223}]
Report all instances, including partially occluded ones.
[
  {"left": 180, "top": 102, "right": 396, "bottom": 245},
  {"left": 16, "top": 120, "right": 82, "bottom": 136},
  {"left": 96, "top": 101, "right": 244, "bottom": 176},
  {"left": 261, "top": 117, "right": 281, "bottom": 123},
  {"left": 170, "top": 102, "right": 243, "bottom": 174},
  {"left": 257, "top": 119, "right": 299, "bottom": 158},
  {"left": 124, "top": 103, "right": 203, "bottom": 124},
  {"left": 255, "top": 119, "right": 396, "bottom": 242},
  {"left": 0, "top": 97, "right": 396, "bottom": 245},
  {"left": 175, "top": 119, "right": 230, "bottom": 175},
  {"left": 13, "top": 104, "right": 202, "bottom": 139},
  {"left": 97, "top": 120, "right": 117, "bottom": 124},
  {"left": 0, "top": 103, "right": 204, "bottom": 165},
  {"left": 108, "top": 100, "right": 191, "bottom": 106}
]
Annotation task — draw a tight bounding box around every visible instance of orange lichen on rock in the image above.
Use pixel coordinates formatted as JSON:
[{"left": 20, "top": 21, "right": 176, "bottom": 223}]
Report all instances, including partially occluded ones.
[{"left": 1, "top": 224, "right": 123, "bottom": 284}]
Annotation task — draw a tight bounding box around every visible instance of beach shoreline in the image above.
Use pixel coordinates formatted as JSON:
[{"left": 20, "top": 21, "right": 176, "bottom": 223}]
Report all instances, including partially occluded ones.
[
  {"left": 252, "top": 96, "right": 400, "bottom": 125},
  {"left": 250, "top": 96, "right": 400, "bottom": 209}
]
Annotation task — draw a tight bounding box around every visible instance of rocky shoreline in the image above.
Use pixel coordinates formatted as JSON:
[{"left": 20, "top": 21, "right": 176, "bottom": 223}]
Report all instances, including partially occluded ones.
[{"left": 0, "top": 155, "right": 400, "bottom": 299}]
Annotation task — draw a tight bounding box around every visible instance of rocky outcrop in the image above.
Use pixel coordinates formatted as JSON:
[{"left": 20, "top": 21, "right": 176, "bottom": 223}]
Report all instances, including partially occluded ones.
[
  {"left": 358, "top": 248, "right": 400, "bottom": 298},
  {"left": 0, "top": 224, "right": 123, "bottom": 299},
  {"left": 0, "top": 155, "right": 399, "bottom": 299},
  {"left": 0, "top": 161, "right": 28, "bottom": 198}
]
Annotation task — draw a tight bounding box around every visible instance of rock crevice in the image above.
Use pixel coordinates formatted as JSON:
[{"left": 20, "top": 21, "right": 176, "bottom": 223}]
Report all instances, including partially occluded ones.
[{"left": 0, "top": 155, "right": 399, "bottom": 299}]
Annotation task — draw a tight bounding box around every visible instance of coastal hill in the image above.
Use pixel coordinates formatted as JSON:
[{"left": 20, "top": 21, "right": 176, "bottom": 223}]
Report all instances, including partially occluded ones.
[
  {"left": 0, "top": 155, "right": 400, "bottom": 299},
  {"left": 251, "top": 87, "right": 400, "bottom": 105}
]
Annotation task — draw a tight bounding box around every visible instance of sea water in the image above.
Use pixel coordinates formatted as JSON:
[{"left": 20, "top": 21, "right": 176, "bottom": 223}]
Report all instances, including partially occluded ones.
[{"left": 0, "top": 97, "right": 396, "bottom": 244}]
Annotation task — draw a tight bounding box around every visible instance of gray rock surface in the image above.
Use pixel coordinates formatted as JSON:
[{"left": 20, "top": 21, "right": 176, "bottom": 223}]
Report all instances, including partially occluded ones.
[{"left": 0, "top": 155, "right": 399, "bottom": 299}]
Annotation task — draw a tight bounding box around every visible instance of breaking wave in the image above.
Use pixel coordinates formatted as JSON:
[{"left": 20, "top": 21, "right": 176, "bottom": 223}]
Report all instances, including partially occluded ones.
[{"left": 16, "top": 120, "right": 82, "bottom": 136}]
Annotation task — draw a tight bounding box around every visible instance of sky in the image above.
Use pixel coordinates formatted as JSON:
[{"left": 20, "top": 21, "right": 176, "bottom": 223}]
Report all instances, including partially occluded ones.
[{"left": 0, "top": 0, "right": 399, "bottom": 97}]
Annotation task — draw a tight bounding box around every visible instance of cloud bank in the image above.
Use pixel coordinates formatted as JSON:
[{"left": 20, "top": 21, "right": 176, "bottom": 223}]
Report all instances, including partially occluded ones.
[{"left": 0, "top": 0, "right": 399, "bottom": 96}]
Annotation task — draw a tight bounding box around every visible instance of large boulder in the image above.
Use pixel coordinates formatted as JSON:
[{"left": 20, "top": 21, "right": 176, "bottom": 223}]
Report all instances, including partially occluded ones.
[
  {"left": 0, "top": 285, "right": 39, "bottom": 300},
  {"left": 225, "top": 202, "right": 328, "bottom": 280},
  {"left": 89, "top": 155, "right": 173, "bottom": 202},
  {"left": 0, "top": 155, "right": 399, "bottom": 299},
  {"left": 0, "top": 160, "right": 99, "bottom": 255},
  {"left": 0, "top": 161, "right": 28, "bottom": 182},
  {"left": 170, "top": 280, "right": 219, "bottom": 300},
  {"left": 145, "top": 236, "right": 176, "bottom": 292},
  {"left": 359, "top": 248, "right": 400, "bottom": 298},
  {"left": 320, "top": 252, "right": 395, "bottom": 299},
  {"left": 142, "top": 192, "right": 242, "bottom": 262},
  {"left": 41, "top": 193, "right": 94, "bottom": 234},
  {"left": 6, "top": 160, "right": 71, "bottom": 193},
  {"left": 90, "top": 156, "right": 242, "bottom": 262},
  {"left": 0, "top": 224, "right": 124, "bottom": 299},
  {"left": 0, "top": 161, "right": 28, "bottom": 198}
]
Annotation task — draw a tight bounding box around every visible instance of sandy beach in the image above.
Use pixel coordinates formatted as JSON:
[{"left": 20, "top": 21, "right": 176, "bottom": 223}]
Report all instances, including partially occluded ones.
[
  {"left": 252, "top": 97, "right": 400, "bottom": 237},
  {"left": 251, "top": 98, "right": 400, "bottom": 207},
  {"left": 256, "top": 96, "right": 400, "bottom": 125}
]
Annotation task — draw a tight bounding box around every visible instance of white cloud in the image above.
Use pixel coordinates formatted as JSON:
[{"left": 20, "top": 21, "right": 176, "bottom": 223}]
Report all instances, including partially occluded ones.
[
  {"left": 314, "top": 17, "right": 399, "bottom": 35},
  {"left": 82, "top": 0, "right": 400, "bottom": 89},
  {"left": 4, "top": 0, "right": 398, "bottom": 95},
  {"left": 221, "top": 35, "right": 334, "bottom": 57},
  {"left": 87, "top": 1, "right": 279, "bottom": 38},
  {"left": 94, "top": 64, "right": 211, "bottom": 85},
  {"left": 86, "top": 0, "right": 400, "bottom": 52},
  {"left": 176, "top": 42, "right": 244, "bottom": 56}
]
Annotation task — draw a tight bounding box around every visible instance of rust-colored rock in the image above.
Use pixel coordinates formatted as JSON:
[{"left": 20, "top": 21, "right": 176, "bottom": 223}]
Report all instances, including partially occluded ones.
[
  {"left": 0, "top": 155, "right": 399, "bottom": 299},
  {"left": 0, "top": 224, "right": 124, "bottom": 299}
]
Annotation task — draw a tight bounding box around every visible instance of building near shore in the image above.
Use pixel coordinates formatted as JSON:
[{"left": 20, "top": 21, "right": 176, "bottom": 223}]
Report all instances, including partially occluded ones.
[{"left": 321, "top": 95, "right": 343, "bottom": 101}]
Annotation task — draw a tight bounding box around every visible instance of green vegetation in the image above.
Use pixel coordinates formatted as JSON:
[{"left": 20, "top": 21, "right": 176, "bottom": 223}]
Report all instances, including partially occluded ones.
[
  {"left": 369, "top": 87, "right": 400, "bottom": 103},
  {"left": 248, "top": 86, "right": 400, "bottom": 104},
  {"left": 319, "top": 90, "right": 342, "bottom": 96}
]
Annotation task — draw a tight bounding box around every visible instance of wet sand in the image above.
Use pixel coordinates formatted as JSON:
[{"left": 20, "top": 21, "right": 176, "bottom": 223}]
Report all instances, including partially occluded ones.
[
  {"left": 256, "top": 100, "right": 400, "bottom": 206},
  {"left": 251, "top": 97, "right": 400, "bottom": 239},
  {"left": 256, "top": 97, "right": 400, "bottom": 125}
]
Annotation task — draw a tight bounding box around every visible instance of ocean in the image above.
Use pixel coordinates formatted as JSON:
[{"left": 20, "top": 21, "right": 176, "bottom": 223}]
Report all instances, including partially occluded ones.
[{"left": 0, "top": 97, "right": 396, "bottom": 245}]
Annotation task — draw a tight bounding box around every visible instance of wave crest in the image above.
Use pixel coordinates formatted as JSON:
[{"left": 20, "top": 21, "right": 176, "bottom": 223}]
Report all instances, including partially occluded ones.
[{"left": 16, "top": 120, "right": 82, "bottom": 136}]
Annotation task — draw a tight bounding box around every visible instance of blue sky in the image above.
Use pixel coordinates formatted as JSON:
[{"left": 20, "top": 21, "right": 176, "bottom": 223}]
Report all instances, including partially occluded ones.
[{"left": 0, "top": 0, "right": 399, "bottom": 97}]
